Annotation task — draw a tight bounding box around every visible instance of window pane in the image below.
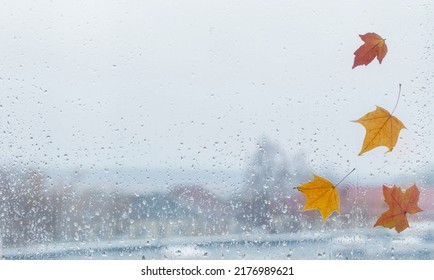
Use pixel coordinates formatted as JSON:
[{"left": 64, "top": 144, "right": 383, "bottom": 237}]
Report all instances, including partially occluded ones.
[{"left": 0, "top": 0, "right": 433, "bottom": 259}]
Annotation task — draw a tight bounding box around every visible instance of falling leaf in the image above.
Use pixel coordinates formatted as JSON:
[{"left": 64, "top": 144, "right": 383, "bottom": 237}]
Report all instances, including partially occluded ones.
[
  {"left": 374, "top": 184, "right": 422, "bottom": 233},
  {"left": 352, "top": 32, "right": 387, "bottom": 69},
  {"left": 353, "top": 106, "right": 405, "bottom": 156},
  {"left": 297, "top": 174, "right": 339, "bottom": 222}
]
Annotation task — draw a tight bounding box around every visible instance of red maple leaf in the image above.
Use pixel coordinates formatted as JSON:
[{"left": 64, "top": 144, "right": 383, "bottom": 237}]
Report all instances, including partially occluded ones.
[
  {"left": 374, "top": 184, "right": 422, "bottom": 233},
  {"left": 352, "top": 32, "right": 388, "bottom": 68}
]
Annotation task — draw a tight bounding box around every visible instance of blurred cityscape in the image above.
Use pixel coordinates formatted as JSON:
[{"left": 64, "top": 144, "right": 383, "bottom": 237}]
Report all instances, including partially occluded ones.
[{"left": 1, "top": 138, "right": 433, "bottom": 258}]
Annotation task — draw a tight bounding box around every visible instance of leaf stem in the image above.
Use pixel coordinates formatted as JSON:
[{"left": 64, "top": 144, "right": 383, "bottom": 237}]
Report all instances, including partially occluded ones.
[
  {"left": 391, "top": 84, "right": 401, "bottom": 115},
  {"left": 335, "top": 168, "right": 356, "bottom": 188}
]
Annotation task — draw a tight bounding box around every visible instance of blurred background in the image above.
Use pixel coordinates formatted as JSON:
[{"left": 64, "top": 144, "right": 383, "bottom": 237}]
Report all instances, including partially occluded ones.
[{"left": 0, "top": 0, "right": 433, "bottom": 259}]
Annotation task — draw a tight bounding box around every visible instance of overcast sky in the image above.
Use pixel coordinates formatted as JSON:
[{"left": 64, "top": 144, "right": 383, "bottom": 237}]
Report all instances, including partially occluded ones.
[{"left": 0, "top": 0, "right": 433, "bottom": 186}]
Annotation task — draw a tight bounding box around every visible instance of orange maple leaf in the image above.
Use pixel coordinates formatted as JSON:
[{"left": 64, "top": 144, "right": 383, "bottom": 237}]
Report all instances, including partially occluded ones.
[
  {"left": 353, "top": 106, "right": 405, "bottom": 156},
  {"left": 374, "top": 184, "right": 422, "bottom": 233},
  {"left": 297, "top": 174, "right": 339, "bottom": 222},
  {"left": 352, "top": 32, "right": 388, "bottom": 69}
]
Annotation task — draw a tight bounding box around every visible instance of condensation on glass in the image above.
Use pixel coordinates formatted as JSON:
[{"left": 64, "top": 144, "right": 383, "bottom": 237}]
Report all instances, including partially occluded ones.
[{"left": 0, "top": 0, "right": 433, "bottom": 259}]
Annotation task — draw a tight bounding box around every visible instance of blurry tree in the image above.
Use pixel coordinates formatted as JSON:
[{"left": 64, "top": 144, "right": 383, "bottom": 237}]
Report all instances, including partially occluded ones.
[
  {"left": 0, "top": 167, "right": 132, "bottom": 246},
  {"left": 0, "top": 168, "right": 54, "bottom": 246},
  {"left": 239, "top": 137, "right": 293, "bottom": 232}
]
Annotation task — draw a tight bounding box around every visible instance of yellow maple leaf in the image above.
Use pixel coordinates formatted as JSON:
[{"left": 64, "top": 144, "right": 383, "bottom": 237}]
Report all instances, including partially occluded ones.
[
  {"left": 353, "top": 106, "right": 405, "bottom": 156},
  {"left": 297, "top": 174, "right": 340, "bottom": 222}
]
